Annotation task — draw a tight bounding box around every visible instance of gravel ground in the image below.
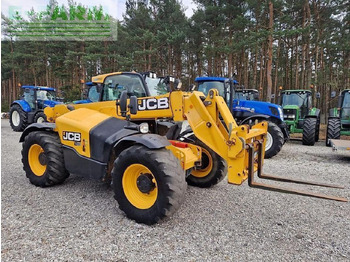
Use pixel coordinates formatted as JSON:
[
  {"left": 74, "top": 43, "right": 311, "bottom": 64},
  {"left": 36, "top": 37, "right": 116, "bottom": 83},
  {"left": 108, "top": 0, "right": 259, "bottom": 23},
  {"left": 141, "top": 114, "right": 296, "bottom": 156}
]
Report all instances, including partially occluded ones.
[{"left": 1, "top": 119, "right": 350, "bottom": 261}]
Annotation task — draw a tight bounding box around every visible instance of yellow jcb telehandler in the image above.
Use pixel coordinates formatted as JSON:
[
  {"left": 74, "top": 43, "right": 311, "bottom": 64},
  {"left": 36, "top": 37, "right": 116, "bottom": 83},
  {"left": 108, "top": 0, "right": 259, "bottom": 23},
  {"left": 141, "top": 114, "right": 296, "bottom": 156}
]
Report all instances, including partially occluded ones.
[{"left": 20, "top": 72, "right": 347, "bottom": 224}]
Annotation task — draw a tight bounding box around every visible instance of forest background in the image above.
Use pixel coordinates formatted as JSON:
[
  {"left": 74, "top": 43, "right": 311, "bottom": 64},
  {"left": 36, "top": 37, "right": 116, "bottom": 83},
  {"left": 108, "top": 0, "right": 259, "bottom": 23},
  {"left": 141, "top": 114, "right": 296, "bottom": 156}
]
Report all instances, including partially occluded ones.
[{"left": 1, "top": 0, "right": 349, "bottom": 120}]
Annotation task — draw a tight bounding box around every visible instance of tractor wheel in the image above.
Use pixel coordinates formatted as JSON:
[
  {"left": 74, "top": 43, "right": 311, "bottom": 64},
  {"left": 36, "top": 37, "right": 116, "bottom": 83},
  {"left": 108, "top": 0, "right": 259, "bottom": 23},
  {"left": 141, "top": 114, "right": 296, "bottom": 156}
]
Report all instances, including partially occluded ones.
[
  {"left": 264, "top": 122, "right": 284, "bottom": 159},
  {"left": 21, "top": 131, "right": 70, "bottom": 187},
  {"left": 326, "top": 118, "right": 341, "bottom": 147},
  {"left": 34, "top": 112, "right": 47, "bottom": 123},
  {"left": 315, "top": 117, "right": 320, "bottom": 142},
  {"left": 112, "top": 145, "right": 187, "bottom": 225},
  {"left": 9, "top": 104, "right": 27, "bottom": 132},
  {"left": 302, "top": 118, "right": 317, "bottom": 146},
  {"left": 185, "top": 136, "right": 227, "bottom": 188}
]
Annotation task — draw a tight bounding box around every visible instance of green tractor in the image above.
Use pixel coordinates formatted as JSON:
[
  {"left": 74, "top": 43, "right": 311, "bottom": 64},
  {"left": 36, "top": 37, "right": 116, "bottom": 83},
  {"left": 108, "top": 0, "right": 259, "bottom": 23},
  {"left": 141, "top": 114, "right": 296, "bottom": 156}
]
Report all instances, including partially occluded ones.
[
  {"left": 326, "top": 89, "right": 350, "bottom": 146},
  {"left": 279, "top": 89, "right": 321, "bottom": 146}
]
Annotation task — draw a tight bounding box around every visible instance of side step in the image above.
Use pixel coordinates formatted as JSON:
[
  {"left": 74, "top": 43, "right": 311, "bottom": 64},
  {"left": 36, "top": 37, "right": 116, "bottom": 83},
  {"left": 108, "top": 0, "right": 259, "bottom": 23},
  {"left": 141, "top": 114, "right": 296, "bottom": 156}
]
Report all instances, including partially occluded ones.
[{"left": 247, "top": 142, "right": 348, "bottom": 202}]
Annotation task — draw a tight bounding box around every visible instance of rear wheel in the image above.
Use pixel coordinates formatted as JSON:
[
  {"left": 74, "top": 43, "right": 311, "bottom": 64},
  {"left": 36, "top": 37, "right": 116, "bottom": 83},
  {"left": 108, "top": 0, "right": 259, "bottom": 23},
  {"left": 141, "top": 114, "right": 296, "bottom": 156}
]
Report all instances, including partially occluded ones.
[
  {"left": 302, "top": 118, "right": 317, "bottom": 146},
  {"left": 185, "top": 136, "right": 227, "bottom": 188},
  {"left": 21, "top": 131, "right": 69, "bottom": 187},
  {"left": 9, "top": 104, "right": 27, "bottom": 132},
  {"left": 264, "top": 122, "right": 284, "bottom": 159},
  {"left": 112, "top": 145, "right": 187, "bottom": 225},
  {"left": 315, "top": 117, "right": 320, "bottom": 142},
  {"left": 326, "top": 118, "right": 341, "bottom": 146},
  {"left": 34, "top": 112, "right": 47, "bottom": 123}
]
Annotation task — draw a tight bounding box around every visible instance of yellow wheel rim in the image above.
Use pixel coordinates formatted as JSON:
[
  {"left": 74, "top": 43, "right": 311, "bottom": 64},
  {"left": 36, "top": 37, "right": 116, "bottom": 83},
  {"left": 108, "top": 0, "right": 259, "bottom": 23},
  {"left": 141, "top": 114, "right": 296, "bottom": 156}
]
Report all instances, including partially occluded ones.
[
  {"left": 122, "top": 164, "right": 158, "bottom": 209},
  {"left": 28, "top": 144, "right": 46, "bottom": 176},
  {"left": 191, "top": 148, "right": 213, "bottom": 178}
]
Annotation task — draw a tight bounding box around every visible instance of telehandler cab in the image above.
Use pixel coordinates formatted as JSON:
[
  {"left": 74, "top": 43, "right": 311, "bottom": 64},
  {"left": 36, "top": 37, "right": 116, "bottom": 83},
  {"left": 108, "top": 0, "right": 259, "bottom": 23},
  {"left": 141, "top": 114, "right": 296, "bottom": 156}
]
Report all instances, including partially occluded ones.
[{"left": 20, "top": 72, "right": 347, "bottom": 225}]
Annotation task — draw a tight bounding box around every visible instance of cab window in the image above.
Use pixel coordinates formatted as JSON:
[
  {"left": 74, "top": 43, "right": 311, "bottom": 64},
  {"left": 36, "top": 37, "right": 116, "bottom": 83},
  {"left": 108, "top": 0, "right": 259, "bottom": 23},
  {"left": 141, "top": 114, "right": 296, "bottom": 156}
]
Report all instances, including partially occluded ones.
[{"left": 102, "top": 74, "right": 146, "bottom": 101}]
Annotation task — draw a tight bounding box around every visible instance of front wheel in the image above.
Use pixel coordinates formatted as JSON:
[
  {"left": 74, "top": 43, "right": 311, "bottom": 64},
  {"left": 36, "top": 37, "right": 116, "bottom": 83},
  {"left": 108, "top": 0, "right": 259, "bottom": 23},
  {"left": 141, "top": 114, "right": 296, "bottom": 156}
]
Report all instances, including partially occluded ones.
[
  {"left": 9, "top": 104, "right": 27, "bottom": 132},
  {"left": 302, "top": 118, "right": 317, "bottom": 146},
  {"left": 21, "top": 131, "right": 70, "bottom": 187},
  {"left": 112, "top": 145, "right": 187, "bottom": 225},
  {"left": 185, "top": 136, "right": 227, "bottom": 188},
  {"left": 264, "top": 122, "right": 284, "bottom": 159},
  {"left": 34, "top": 112, "right": 47, "bottom": 123},
  {"left": 326, "top": 118, "right": 341, "bottom": 146}
]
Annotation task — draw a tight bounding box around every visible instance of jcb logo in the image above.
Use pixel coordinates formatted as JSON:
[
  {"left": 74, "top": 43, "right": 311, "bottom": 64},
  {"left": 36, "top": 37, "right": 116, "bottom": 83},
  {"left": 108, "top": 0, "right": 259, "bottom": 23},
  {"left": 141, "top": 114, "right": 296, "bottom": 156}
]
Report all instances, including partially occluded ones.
[
  {"left": 62, "top": 131, "right": 81, "bottom": 142},
  {"left": 138, "top": 98, "right": 169, "bottom": 111}
]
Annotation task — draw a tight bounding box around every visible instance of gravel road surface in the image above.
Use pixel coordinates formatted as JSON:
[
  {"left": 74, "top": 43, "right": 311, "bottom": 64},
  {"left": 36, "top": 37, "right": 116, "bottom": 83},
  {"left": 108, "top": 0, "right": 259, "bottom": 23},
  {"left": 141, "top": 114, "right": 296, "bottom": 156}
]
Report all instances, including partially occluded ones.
[{"left": 1, "top": 119, "right": 350, "bottom": 261}]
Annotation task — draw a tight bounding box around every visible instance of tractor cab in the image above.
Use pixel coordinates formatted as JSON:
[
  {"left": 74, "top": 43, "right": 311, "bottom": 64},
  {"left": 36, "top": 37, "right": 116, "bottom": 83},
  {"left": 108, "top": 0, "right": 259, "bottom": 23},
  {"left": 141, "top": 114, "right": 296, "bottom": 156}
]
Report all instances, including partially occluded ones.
[
  {"left": 21, "top": 86, "right": 59, "bottom": 110},
  {"left": 234, "top": 89, "right": 259, "bottom": 101},
  {"left": 326, "top": 89, "right": 350, "bottom": 146},
  {"left": 196, "top": 77, "right": 233, "bottom": 105},
  {"left": 76, "top": 72, "right": 151, "bottom": 104},
  {"left": 339, "top": 90, "right": 350, "bottom": 122},
  {"left": 141, "top": 72, "right": 181, "bottom": 96},
  {"left": 280, "top": 90, "right": 313, "bottom": 121}
]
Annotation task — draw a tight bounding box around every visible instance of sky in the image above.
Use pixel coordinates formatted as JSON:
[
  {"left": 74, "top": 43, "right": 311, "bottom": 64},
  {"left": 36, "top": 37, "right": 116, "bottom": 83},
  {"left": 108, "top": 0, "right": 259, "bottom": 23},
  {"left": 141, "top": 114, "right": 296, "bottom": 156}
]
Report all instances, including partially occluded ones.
[{"left": 1, "top": 0, "right": 197, "bottom": 20}]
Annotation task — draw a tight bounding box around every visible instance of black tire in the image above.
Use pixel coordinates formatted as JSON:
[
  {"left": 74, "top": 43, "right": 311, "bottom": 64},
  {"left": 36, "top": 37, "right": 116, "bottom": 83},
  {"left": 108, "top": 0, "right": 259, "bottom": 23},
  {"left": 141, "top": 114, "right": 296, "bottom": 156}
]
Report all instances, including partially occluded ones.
[
  {"left": 265, "top": 122, "right": 284, "bottom": 159},
  {"left": 9, "top": 104, "right": 27, "bottom": 132},
  {"left": 185, "top": 136, "right": 227, "bottom": 188},
  {"left": 21, "top": 131, "right": 70, "bottom": 187},
  {"left": 112, "top": 145, "right": 187, "bottom": 225},
  {"left": 34, "top": 111, "right": 47, "bottom": 123},
  {"left": 326, "top": 118, "right": 341, "bottom": 146},
  {"left": 315, "top": 117, "right": 320, "bottom": 142},
  {"left": 302, "top": 118, "right": 317, "bottom": 146}
]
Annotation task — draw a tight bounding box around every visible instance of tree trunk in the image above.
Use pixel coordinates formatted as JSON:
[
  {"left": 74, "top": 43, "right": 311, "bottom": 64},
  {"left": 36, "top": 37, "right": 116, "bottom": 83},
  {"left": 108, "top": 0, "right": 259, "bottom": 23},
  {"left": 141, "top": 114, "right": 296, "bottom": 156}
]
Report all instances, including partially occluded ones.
[{"left": 266, "top": 1, "right": 273, "bottom": 102}]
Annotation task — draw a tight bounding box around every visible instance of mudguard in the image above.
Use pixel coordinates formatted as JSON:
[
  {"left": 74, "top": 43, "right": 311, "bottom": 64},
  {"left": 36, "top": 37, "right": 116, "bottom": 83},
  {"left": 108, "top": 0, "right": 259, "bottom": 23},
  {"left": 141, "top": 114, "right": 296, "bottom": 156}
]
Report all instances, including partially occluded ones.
[
  {"left": 329, "top": 108, "right": 339, "bottom": 118},
  {"left": 239, "top": 114, "right": 269, "bottom": 125},
  {"left": 114, "top": 133, "right": 171, "bottom": 154},
  {"left": 307, "top": 108, "right": 320, "bottom": 118},
  {"left": 11, "top": 100, "right": 31, "bottom": 112},
  {"left": 19, "top": 123, "right": 56, "bottom": 142}
]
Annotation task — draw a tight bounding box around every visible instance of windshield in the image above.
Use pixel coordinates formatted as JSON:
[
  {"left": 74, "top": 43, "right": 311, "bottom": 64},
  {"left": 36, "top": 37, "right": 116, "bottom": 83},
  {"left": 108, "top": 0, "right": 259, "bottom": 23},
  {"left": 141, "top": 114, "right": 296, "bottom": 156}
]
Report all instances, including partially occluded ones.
[
  {"left": 145, "top": 77, "right": 168, "bottom": 96},
  {"left": 102, "top": 74, "right": 146, "bottom": 101},
  {"left": 342, "top": 92, "right": 350, "bottom": 108},
  {"left": 36, "top": 90, "right": 56, "bottom": 100},
  {"left": 197, "top": 81, "right": 225, "bottom": 97},
  {"left": 235, "top": 91, "right": 258, "bottom": 101},
  {"left": 281, "top": 92, "right": 309, "bottom": 107}
]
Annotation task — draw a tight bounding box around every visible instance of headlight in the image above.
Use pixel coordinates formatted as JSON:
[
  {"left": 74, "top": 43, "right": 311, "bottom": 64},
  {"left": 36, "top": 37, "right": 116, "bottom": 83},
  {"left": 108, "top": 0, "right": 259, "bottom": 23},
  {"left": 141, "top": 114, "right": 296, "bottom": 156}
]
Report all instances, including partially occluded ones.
[
  {"left": 139, "top": 123, "right": 149, "bottom": 133},
  {"left": 283, "top": 114, "right": 295, "bottom": 119}
]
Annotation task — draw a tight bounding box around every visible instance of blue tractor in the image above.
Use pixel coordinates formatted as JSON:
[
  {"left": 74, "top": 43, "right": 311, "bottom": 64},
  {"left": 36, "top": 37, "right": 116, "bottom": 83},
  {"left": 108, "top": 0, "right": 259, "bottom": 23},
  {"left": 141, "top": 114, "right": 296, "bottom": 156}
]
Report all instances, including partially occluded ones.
[
  {"left": 194, "top": 77, "right": 289, "bottom": 158},
  {"left": 9, "top": 86, "right": 62, "bottom": 132}
]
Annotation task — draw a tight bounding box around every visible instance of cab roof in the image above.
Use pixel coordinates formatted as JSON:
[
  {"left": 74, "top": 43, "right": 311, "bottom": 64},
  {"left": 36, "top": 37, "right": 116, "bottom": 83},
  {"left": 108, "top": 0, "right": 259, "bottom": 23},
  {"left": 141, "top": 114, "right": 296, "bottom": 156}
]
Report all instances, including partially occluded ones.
[
  {"left": 22, "top": 86, "right": 56, "bottom": 91},
  {"left": 281, "top": 89, "right": 312, "bottom": 93},
  {"left": 236, "top": 89, "right": 259, "bottom": 93},
  {"left": 195, "top": 76, "right": 239, "bottom": 84},
  {"left": 91, "top": 72, "right": 142, "bottom": 84}
]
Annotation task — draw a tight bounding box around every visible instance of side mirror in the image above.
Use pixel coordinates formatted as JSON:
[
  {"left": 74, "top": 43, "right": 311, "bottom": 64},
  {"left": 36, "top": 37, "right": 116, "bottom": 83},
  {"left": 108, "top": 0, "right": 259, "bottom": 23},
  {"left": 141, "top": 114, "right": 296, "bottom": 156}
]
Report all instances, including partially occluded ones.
[
  {"left": 129, "top": 96, "right": 138, "bottom": 115},
  {"left": 316, "top": 92, "right": 321, "bottom": 99},
  {"left": 176, "top": 81, "right": 182, "bottom": 90},
  {"left": 331, "top": 91, "right": 336, "bottom": 98},
  {"left": 189, "top": 84, "right": 196, "bottom": 91},
  {"left": 118, "top": 91, "right": 128, "bottom": 117}
]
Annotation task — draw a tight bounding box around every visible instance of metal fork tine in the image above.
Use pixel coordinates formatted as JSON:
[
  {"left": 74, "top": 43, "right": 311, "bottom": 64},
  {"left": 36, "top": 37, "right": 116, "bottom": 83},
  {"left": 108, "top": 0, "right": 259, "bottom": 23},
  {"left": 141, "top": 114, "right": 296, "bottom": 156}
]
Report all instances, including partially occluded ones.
[
  {"left": 255, "top": 144, "right": 344, "bottom": 189},
  {"left": 249, "top": 181, "right": 348, "bottom": 202},
  {"left": 256, "top": 173, "right": 345, "bottom": 189},
  {"left": 247, "top": 142, "right": 348, "bottom": 202}
]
